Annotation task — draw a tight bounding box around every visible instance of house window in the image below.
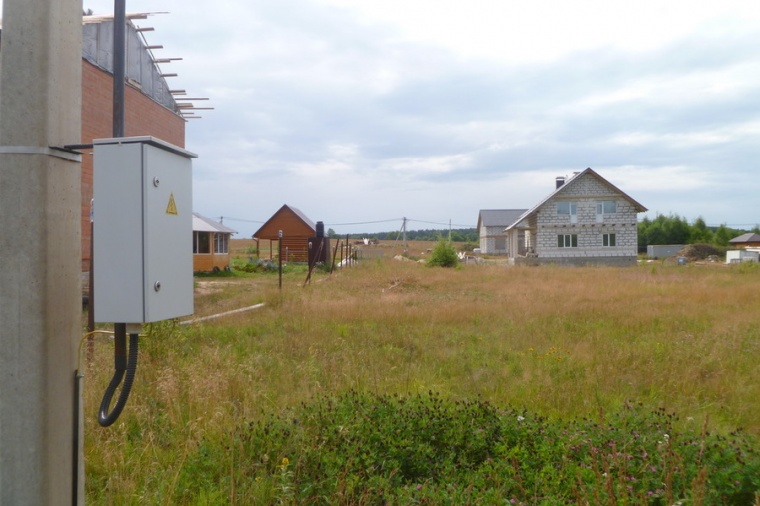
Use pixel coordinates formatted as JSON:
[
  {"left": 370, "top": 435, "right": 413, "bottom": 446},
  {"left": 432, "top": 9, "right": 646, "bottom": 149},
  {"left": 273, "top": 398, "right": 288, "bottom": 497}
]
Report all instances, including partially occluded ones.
[
  {"left": 557, "top": 202, "right": 577, "bottom": 215},
  {"left": 193, "top": 231, "right": 210, "bottom": 254},
  {"left": 557, "top": 202, "right": 577, "bottom": 223},
  {"left": 214, "top": 233, "right": 229, "bottom": 254},
  {"left": 602, "top": 233, "right": 616, "bottom": 247},
  {"left": 558, "top": 234, "right": 578, "bottom": 248},
  {"left": 596, "top": 201, "right": 617, "bottom": 222}
]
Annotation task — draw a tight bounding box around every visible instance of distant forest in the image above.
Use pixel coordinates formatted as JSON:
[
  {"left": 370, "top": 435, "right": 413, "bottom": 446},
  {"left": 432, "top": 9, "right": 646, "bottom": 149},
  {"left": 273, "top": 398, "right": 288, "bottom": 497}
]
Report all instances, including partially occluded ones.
[
  {"left": 637, "top": 214, "right": 758, "bottom": 251},
  {"left": 327, "top": 213, "right": 759, "bottom": 250}
]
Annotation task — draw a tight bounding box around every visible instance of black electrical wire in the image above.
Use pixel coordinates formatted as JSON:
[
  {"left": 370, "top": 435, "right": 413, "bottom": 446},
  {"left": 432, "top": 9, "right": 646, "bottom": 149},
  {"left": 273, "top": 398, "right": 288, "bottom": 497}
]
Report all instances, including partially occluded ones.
[
  {"left": 98, "top": 324, "right": 139, "bottom": 427},
  {"left": 325, "top": 218, "right": 403, "bottom": 226},
  {"left": 73, "top": 368, "right": 83, "bottom": 504}
]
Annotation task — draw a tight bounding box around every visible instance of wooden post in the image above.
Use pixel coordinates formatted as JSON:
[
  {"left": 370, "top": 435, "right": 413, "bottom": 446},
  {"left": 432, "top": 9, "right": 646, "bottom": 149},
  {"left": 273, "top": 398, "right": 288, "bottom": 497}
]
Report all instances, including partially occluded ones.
[
  {"left": 330, "top": 239, "right": 340, "bottom": 273},
  {"left": 278, "top": 231, "right": 282, "bottom": 289}
]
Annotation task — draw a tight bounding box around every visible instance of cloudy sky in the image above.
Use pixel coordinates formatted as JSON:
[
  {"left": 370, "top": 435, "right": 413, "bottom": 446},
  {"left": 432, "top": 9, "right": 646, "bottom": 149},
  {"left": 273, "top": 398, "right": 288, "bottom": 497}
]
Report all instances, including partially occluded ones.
[{"left": 5, "top": 1, "right": 760, "bottom": 236}]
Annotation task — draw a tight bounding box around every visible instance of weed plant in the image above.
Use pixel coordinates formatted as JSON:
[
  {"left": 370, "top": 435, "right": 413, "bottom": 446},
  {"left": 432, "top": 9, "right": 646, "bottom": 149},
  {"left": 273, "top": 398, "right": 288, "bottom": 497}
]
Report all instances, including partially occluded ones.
[
  {"left": 83, "top": 258, "right": 760, "bottom": 504},
  {"left": 238, "top": 391, "right": 758, "bottom": 504}
]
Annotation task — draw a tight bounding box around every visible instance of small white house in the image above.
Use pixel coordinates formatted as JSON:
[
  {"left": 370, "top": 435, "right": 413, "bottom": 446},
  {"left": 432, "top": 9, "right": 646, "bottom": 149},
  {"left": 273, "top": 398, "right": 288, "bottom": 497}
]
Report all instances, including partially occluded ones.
[
  {"left": 726, "top": 249, "right": 759, "bottom": 264},
  {"left": 477, "top": 209, "right": 527, "bottom": 255}
]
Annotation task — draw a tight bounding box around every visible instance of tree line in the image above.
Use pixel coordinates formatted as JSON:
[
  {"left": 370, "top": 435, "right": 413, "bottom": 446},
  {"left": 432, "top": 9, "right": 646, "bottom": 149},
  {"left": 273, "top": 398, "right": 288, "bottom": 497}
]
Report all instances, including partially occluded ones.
[
  {"left": 638, "top": 214, "right": 758, "bottom": 252},
  {"left": 328, "top": 215, "right": 758, "bottom": 251},
  {"left": 328, "top": 228, "right": 479, "bottom": 243}
]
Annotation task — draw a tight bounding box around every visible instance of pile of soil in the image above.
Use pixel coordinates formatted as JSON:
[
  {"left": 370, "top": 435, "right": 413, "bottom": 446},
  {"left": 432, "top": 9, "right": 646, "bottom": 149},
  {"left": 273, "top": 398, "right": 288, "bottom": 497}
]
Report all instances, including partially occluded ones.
[{"left": 675, "top": 243, "right": 722, "bottom": 262}]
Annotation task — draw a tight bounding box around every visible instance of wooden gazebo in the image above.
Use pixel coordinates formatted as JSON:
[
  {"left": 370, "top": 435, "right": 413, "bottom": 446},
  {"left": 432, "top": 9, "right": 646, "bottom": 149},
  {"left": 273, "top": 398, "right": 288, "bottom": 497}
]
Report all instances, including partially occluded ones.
[{"left": 253, "top": 204, "right": 316, "bottom": 262}]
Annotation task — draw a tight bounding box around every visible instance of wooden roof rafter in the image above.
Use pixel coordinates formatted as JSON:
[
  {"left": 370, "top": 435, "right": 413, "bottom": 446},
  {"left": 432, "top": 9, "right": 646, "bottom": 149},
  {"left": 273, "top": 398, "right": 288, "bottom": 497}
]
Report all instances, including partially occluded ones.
[{"left": 82, "top": 12, "right": 211, "bottom": 119}]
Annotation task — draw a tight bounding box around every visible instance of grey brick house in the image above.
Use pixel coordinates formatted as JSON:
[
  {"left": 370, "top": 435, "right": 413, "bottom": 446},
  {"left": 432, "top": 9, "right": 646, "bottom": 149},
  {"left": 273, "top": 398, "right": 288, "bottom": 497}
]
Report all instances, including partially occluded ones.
[
  {"left": 477, "top": 209, "right": 528, "bottom": 255},
  {"left": 504, "top": 168, "right": 647, "bottom": 266}
]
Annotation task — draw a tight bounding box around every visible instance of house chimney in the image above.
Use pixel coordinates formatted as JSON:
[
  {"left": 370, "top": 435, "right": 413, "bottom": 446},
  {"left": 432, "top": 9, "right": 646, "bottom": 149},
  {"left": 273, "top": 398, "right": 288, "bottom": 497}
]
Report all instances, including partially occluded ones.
[{"left": 555, "top": 176, "right": 566, "bottom": 189}]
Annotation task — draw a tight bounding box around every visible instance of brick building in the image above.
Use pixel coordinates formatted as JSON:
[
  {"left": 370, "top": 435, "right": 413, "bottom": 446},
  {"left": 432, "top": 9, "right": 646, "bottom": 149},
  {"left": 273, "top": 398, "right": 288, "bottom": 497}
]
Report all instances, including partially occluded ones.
[
  {"left": 79, "top": 14, "right": 196, "bottom": 272},
  {"left": 504, "top": 168, "right": 647, "bottom": 266},
  {"left": 2, "top": 14, "right": 199, "bottom": 272}
]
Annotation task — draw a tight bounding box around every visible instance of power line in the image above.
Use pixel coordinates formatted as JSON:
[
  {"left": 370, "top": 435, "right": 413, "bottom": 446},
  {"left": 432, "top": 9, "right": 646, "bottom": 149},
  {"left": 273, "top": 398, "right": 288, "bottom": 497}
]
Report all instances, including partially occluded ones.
[
  {"left": 407, "top": 218, "right": 475, "bottom": 228},
  {"left": 325, "top": 218, "right": 403, "bottom": 226},
  {"left": 211, "top": 214, "right": 478, "bottom": 229},
  {"left": 216, "top": 216, "right": 266, "bottom": 224},
  {"left": 708, "top": 223, "right": 759, "bottom": 228}
]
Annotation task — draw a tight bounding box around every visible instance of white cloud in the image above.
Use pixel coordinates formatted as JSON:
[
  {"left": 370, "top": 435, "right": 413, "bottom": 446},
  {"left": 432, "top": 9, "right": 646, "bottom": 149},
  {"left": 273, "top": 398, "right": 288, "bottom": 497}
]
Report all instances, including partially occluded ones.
[
  {"left": 318, "top": 0, "right": 760, "bottom": 63},
  {"left": 3, "top": 0, "right": 760, "bottom": 232}
]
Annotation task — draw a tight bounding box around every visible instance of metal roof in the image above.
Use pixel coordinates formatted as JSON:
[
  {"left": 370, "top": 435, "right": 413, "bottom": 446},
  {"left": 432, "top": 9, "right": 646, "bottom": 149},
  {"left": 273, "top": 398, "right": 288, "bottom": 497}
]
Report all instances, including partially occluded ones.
[
  {"left": 478, "top": 209, "right": 528, "bottom": 229},
  {"left": 193, "top": 212, "right": 237, "bottom": 234},
  {"left": 729, "top": 232, "right": 760, "bottom": 244},
  {"left": 288, "top": 206, "right": 317, "bottom": 230},
  {"left": 252, "top": 204, "right": 317, "bottom": 240}
]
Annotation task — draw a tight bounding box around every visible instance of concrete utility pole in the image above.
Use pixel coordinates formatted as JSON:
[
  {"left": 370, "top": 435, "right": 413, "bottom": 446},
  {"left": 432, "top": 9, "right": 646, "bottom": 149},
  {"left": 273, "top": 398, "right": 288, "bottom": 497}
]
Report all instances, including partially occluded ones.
[
  {"left": 402, "top": 217, "right": 408, "bottom": 253},
  {"left": 0, "top": 0, "right": 83, "bottom": 503}
]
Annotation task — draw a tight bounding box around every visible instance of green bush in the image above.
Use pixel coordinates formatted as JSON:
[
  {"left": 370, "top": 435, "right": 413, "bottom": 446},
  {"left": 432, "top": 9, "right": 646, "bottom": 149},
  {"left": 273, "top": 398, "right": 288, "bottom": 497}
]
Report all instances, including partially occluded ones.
[
  {"left": 427, "top": 239, "right": 459, "bottom": 268},
  {"left": 231, "top": 258, "right": 279, "bottom": 273},
  {"left": 194, "top": 268, "right": 239, "bottom": 278},
  {"left": 234, "top": 392, "right": 760, "bottom": 505}
]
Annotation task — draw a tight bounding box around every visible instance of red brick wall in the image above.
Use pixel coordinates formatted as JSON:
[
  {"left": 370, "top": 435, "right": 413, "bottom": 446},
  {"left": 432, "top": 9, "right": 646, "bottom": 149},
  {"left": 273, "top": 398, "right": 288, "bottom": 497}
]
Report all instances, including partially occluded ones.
[{"left": 81, "top": 60, "right": 186, "bottom": 270}]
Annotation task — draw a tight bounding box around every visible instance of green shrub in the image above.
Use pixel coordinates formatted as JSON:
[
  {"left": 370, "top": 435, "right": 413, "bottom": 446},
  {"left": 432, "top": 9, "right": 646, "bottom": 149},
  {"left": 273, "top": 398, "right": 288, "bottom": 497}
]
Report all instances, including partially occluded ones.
[
  {"left": 427, "top": 239, "right": 459, "bottom": 267},
  {"left": 231, "top": 258, "right": 279, "bottom": 273},
  {"left": 194, "top": 268, "right": 240, "bottom": 278},
  {"left": 235, "top": 392, "right": 760, "bottom": 504}
]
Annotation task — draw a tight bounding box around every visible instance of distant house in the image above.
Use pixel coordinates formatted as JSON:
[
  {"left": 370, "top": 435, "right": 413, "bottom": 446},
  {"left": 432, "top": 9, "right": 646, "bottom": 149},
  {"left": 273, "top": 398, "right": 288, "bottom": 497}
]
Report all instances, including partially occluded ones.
[
  {"left": 504, "top": 168, "right": 647, "bottom": 266},
  {"left": 193, "top": 213, "right": 237, "bottom": 272},
  {"left": 729, "top": 233, "right": 760, "bottom": 248},
  {"left": 253, "top": 204, "right": 316, "bottom": 262},
  {"left": 477, "top": 209, "right": 528, "bottom": 255},
  {"left": 726, "top": 250, "right": 759, "bottom": 264}
]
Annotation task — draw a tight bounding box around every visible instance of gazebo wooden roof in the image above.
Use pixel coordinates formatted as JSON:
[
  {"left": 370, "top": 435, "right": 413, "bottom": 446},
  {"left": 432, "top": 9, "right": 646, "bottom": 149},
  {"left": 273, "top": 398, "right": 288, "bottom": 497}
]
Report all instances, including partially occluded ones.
[
  {"left": 253, "top": 204, "right": 316, "bottom": 240},
  {"left": 253, "top": 205, "right": 317, "bottom": 262}
]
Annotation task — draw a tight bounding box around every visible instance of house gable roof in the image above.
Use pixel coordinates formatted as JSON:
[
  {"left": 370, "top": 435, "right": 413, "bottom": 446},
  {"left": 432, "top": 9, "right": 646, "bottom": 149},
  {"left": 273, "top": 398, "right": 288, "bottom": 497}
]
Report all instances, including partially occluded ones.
[
  {"left": 193, "top": 212, "right": 237, "bottom": 234},
  {"left": 729, "top": 232, "right": 760, "bottom": 244},
  {"left": 505, "top": 168, "right": 647, "bottom": 231},
  {"left": 253, "top": 204, "right": 316, "bottom": 240},
  {"left": 478, "top": 209, "right": 528, "bottom": 229}
]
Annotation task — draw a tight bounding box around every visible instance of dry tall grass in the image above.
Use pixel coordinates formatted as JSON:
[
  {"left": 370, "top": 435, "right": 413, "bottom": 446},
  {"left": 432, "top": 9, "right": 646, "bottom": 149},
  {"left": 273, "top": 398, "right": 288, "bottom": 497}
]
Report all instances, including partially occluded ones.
[{"left": 83, "top": 257, "right": 760, "bottom": 503}]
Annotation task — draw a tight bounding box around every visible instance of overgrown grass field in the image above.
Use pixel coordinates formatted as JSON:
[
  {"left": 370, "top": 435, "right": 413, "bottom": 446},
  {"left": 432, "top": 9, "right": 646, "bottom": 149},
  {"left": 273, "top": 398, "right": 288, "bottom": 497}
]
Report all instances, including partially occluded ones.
[{"left": 83, "top": 256, "right": 760, "bottom": 504}]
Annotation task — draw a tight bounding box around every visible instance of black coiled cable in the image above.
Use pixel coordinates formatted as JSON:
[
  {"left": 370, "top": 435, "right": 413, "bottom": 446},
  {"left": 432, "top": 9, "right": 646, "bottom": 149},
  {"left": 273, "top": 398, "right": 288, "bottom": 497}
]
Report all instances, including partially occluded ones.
[{"left": 98, "top": 323, "right": 139, "bottom": 427}]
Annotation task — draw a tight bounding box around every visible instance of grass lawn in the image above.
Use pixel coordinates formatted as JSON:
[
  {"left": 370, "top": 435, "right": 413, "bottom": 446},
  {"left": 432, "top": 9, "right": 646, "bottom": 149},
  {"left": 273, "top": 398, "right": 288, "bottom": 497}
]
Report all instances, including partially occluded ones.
[{"left": 83, "top": 252, "right": 760, "bottom": 504}]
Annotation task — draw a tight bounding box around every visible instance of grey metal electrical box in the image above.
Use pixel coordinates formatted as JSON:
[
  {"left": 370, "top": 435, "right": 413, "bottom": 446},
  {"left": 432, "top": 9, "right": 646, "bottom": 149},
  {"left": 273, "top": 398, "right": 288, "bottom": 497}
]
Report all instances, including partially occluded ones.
[{"left": 93, "top": 137, "right": 196, "bottom": 324}]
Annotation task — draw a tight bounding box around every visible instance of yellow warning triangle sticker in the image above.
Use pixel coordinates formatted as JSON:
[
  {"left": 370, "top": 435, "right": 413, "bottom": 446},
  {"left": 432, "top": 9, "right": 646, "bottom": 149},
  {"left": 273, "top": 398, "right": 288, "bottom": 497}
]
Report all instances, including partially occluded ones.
[{"left": 166, "top": 193, "right": 178, "bottom": 215}]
